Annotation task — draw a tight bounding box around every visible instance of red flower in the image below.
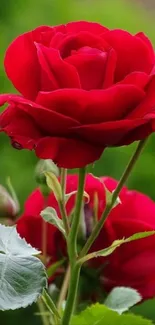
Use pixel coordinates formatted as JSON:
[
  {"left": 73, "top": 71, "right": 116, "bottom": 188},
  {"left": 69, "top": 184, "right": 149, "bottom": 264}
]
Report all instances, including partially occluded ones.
[
  {"left": 17, "top": 174, "right": 155, "bottom": 299},
  {"left": 88, "top": 176, "right": 155, "bottom": 300},
  {"left": 0, "top": 22, "right": 155, "bottom": 168}
]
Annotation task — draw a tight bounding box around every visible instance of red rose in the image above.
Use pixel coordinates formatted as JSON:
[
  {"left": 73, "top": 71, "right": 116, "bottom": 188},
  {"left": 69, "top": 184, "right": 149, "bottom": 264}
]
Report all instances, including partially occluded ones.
[
  {"left": 0, "top": 22, "right": 155, "bottom": 168},
  {"left": 89, "top": 176, "right": 155, "bottom": 300},
  {"left": 17, "top": 174, "right": 155, "bottom": 299}
]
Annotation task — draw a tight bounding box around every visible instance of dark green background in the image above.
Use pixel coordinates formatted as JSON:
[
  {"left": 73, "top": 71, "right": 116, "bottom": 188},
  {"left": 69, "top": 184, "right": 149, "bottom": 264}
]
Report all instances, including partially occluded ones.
[{"left": 0, "top": 0, "right": 155, "bottom": 323}]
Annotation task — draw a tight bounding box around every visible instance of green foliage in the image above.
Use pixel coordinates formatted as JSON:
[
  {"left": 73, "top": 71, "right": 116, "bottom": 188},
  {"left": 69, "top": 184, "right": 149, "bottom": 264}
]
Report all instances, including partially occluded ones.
[
  {"left": 0, "top": 225, "right": 47, "bottom": 310},
  {"left": 41, "top": 207, "right": 65, "bottom": 236},
  {"left": 70, "top": 303, "right": 153, "bottom": 325},
  {"left": 104, "top": 287, "right": 142, "bottom": 314},
  {"left": 45, "top": 172, "right": 63, "bottom": 202},
  {"left": 84, "top": 231, "right": 155, "bottom": 261}
]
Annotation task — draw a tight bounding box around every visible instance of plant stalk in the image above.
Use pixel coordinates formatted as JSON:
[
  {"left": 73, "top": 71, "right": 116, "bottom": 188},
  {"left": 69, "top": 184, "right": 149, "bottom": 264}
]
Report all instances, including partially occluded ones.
[
  {"left": 80, "top": 138, "right": 148, "bottom": 257},
  {"left": 61, "top": 167, "right": 86, "bottom": 325}
]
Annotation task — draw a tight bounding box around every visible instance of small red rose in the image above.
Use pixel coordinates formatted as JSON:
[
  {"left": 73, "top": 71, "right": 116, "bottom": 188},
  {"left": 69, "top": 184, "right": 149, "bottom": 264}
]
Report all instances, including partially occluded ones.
[{"left": 1, "top": 21, "right": 155, "bottom": 168}]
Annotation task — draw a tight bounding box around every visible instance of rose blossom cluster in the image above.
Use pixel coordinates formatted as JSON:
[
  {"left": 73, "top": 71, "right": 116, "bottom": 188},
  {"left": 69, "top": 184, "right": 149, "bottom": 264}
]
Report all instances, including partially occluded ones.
[
  {"left": 17, "top": 174, "right": 155, "bottom": 300},
  {"left": 1, "top": 20, "right": 155, "bottom": 309}
]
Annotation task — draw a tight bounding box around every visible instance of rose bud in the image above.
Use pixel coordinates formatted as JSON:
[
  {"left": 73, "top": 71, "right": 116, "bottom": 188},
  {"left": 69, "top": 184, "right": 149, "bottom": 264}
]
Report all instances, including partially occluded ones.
[
  {"left": 0, "top": 185, "right": 19, "bottom": 219},
  {"left": 35, "top": 159, "right": 59, "bottom": 186}
]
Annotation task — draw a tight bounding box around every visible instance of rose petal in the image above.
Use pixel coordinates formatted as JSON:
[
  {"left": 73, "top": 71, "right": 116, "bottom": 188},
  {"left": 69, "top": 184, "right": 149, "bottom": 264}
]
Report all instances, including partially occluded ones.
[
  {"left": 73, "top": 118, "right": 147, "bottom": 146},
  {"left": 55, "top": 32, "right": 109, "bottom": 58},
  {"left": 36, "top": 85, "right": 144, "bottom": 125},
  {"left": 35, "top": 136, "right": 103, "bottom": 168},
  {"left": 81, "top": 85, "right": 145, "bottom": 123},
  {"left": 36, "top": 89, "right": 87, "bottom": 121},
  {"left": 35, "top": 44, "right": 81, "bottom": 89},
  {"left": 4, "top": 33, "right": 40, "bottom": 99},
  {"left": 121, "top": 71, "right": 150, "bottom": 89},
  {"left": 0, "top": 105, "right": 41, "bottom": 149},
  {"left": 66, "top": 21, "right": 109, "bottom": 34},
  {"left": 0, "top": 94, "right": 80, "bottom": 136},
  {"left": 103, "top": 29, "right": 155, "bottom": 81},
  {"left": 102, "top": 48, "right": 117, "bottom": 88},
  {"left": 127, "top": 76, "right": 155, "bottom": 119},
  {"left": 65, "top": 47, "right": 107, "bottom": 90}
]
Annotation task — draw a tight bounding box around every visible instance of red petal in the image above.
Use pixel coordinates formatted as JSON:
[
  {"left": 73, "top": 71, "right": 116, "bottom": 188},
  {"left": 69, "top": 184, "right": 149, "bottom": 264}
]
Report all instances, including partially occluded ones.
[
  {"left": 0, "top": 104, "right": 41, "bottom": 149},
  {"left": 1, "top": 94, "right": 80, "bottom": 136},
  {"left": 35, "top": 44, "right": 81, "bottom": 89},
  {"left": 80, "top": 85, "right": 145, "bottom": 123},
  {"left": 65, "top": 47, "right": 107, "bottom": 90},
  {"left": 36, "top": 85, "right": 144, "bottom": 125},
  {"left": 35, "top": 136, "right": 103, "bottom": 168},
  {"left": 103, "top": 29, "right": 155, "bottom": 81},
  {"left": 36, "top": 89, "right": 88, "bottom": 121},
  {"left": 55, "top": 32, "right": 109, "bottom": 58},
  {"left": 127, "top": 76, "right": 155, "bottom": 119},
  {"left": 73, "top": 118, "right": 147, "bottom": 146},
  {"left": 121, "top": 71, "right": 150, "bottom": 89},
  {"left": 24, "top": 189, "right": 45, "bottom": 215},
  {"left": 4, "top": 33, "right": 40, "bottom": 99},
  {"left": 66, "top": 21, "right": 109, "bottom": 34},
  {"left": 102, "top": 48, "right": 117, "bottom": 88}
]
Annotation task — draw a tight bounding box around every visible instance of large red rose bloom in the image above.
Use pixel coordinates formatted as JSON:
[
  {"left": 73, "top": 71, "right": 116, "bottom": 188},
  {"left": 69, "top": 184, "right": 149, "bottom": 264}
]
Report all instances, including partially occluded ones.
[
  {"left": 1, "top": 21, "right": 155, "bottom": 168},
  {"left": 17, "top": 174, "right": 155, "bottom": 300}
]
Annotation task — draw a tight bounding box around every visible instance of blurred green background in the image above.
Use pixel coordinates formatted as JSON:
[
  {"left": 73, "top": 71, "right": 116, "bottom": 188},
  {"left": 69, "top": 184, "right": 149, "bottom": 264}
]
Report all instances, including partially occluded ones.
[{"left": 1, "top": 0, "right": 155, "bottom": 323}]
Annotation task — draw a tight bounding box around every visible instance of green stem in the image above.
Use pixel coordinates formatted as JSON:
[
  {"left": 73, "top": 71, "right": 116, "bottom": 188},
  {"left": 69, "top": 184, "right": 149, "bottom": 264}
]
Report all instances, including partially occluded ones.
[
  {"left": 59, "top": 200, "right": 70, "bottom": 235},
  {"left": 59, "top": 168, "right": 70, "bottom": 235},
  {"left": 80, "top": 138, "right": 147, "bottom": 258},
  {"left": 42, "top": 289, "right": 61, "bottom": 321},
  {"left": 61, "top": 264, "right": 81, "bottom": 325},
  {"left": 60, "top": 168, "right": 67, "bottom": 201},
  {"left": 68, "top": 167, "right": 86, "bottom": 260},
  {"left": 61, "top": 167, "right": 86, "bottom": 325},
  {"left": 57, "top": 265, "right": 70, "bottom": 310},
  {"left": 37, "top": 298, "right": 49, "bottom": 325}
]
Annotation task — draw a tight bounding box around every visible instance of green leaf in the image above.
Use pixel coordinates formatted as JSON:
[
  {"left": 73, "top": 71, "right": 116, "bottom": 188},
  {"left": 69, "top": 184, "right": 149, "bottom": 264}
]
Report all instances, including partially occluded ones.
[
  {"left": 47, "top": 259, "right": 65, "bottom": 278},
  {"left": 41, "top": 207, "right": 65, "bottom": 236},
  {"left": 95, "top": 231, "right": 155, "bottom": 258},
  {"left": 0, "top": 225, "right": 47, "bottom": 310},
  {"left": 70, "top": 303, "right": 153, "bottom": 325},
  {"left": 79, "top": 231, "right": 155, "bottom": 264},
  {"left": 45, "top": 171, "right": 62, "bottom": 201},
  {"left": 104, "top": 287, "right": 142, "bottom": 314}
]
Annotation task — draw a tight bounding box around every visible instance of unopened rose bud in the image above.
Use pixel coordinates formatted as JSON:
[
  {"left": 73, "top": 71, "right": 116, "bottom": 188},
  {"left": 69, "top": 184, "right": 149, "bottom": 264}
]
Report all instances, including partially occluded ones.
[
  {"left": 0, "top": 185, "right": 19, "bottom": 219},
  {"left": 35, "top": 159, "right": 59, "bottom": 185}
]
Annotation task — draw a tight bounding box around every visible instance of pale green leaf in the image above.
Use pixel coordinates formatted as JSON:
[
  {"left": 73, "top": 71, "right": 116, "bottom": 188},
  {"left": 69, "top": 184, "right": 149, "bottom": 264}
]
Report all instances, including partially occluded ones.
[
  {"left": 45, "top": 172, "right": 62, "bottom": 201},
  {"left": 41, "top": 207, "right": 65, "bottom": 236},
  {"left": 70, "top": 303, "right": 153, "bottom": 325},
  {"left": 104, "top": 287, "right": 142, "bottom": 314},
  {"left": 0, "top": 225, "right": 47, "bottom": 310}
]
